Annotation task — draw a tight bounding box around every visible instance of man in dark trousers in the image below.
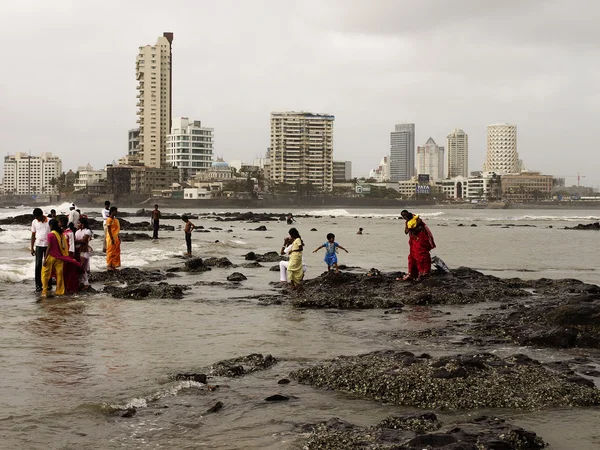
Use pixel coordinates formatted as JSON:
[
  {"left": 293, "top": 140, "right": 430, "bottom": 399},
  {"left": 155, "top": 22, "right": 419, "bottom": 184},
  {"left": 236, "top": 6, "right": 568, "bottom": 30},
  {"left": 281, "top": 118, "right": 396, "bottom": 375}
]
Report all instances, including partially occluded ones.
[
  {"left": 30, "top": 208, "right": 51, "bottom": 292},
  {"left": 151, "top": 204, "right": 161, "bottom": 239}
]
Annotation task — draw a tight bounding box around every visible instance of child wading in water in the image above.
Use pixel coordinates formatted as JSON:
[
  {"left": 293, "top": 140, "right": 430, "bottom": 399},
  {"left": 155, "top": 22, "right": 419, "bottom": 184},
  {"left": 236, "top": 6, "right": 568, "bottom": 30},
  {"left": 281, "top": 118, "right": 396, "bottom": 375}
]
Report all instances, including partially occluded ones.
[
  {"left": 182, "top": 215, "right": 196, "bottom": 256},
  {"left": 286, "top": 228, "right": 304, "bottom": 288},
  {"left": 313, "top": 233, "right": 348, "bottom": 273}
]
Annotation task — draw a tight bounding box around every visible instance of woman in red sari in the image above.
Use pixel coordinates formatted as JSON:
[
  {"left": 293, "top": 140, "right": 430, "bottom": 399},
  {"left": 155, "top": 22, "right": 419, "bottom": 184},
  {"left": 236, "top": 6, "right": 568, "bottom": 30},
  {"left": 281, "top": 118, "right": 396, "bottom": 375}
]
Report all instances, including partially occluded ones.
[{"left": 399, "top": 210, "right": 436, "bottom": 281}]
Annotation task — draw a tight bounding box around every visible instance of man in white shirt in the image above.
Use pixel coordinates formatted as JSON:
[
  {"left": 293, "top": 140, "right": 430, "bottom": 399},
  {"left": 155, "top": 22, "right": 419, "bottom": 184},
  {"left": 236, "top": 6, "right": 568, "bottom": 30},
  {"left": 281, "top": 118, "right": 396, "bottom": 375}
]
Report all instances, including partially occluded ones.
[
  {"left": 102, "top": 200, "right": 110, "bottom": 252},
  {"left": 279, "top": 236, "right": 307, "bottom": 283},
  {"left": 68, "top": 203, "right": 80, "bottom": 229},
  {"left": 30, "top": 207, "right": 51, "bottom": 292}
]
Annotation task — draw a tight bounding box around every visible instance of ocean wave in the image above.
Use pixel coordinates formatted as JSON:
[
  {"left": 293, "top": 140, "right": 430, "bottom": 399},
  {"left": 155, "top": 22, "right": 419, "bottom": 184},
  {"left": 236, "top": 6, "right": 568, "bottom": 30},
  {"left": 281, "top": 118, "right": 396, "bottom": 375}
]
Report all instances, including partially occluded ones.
[
  {"left": 0, "top": 261, "right": 34, "bottom": 283},
  {"left": 102, "top": 379, "right": 205, "bottom": 412},
  {"left": 435, "top": 215, "right": 600, "bottom": 222},
  {"left": 0, "top": 228, "right": 30, "bottom": 244}
]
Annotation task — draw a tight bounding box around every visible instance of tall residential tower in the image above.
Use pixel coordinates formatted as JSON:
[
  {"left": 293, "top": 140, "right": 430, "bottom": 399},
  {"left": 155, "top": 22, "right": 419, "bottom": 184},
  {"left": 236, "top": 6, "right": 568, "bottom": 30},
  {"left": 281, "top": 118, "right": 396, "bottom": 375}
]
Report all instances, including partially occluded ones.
[
  {"left": 269, "top": 111, "right": 334, "bottom": 191},
  {"left": 136, "top": 32, "right": 173, "bottom": 168},
  {"left": 446, "top": 128, "right": 468, "bottom": 178},
  {"left": 167, "top": 117, "right": 214, "bottom": 180},
  {"left": 390, "top": 123, "right": 415, "bottom": 181},
  {"left": 485, "top": 123, "right": 518, "bottom": 174},
  {"left": 416, "top": 137, "right": 445, "bottom": 181}
]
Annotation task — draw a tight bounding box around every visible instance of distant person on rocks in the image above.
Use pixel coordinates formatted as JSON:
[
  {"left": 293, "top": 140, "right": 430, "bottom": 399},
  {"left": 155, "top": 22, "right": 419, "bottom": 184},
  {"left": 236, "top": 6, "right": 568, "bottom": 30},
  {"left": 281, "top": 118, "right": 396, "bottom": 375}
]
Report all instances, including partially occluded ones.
[
  {"left": 279, "top": 235, "right": 307, "bottom": 284},
  {"left": 357, "top": 227, "right": 363, "bottom": 235},
  {"left": 102, "top": 201, "right": 111, "bottom": 252},
  {"left": 59, "top": 216, "right": 79, "bottom": 293},
  {"left": 182, "top": 215, "right": 196, "bottom": 256},
  {"left": 286, "top": 213, "right": 295, "bottom": 225},
  {"left": 313, "top": 233, "right": 349, "bottom": 273},
  {"left": 75, "top": 217, "right": 93, "bottom": 290},
  {"left": 67, "top": 203, "right": 80, "bottom": 229},
  {"left": 48, "top": 209, "right": 56, "bottom": 220},
  {"left": 105, "top": 207, "right": 121, "bottom": 271},
  {"left": 286, "top": 228, "right": 304, "bottom": 288},
  {"left": 31, "top": 208, "right": 51, "bottom": 292},
  {"left": 151, "top": 204, "right": 161, "bottom": 239},
  {"left": 398, "top": 210, "right": 436, "bottom": 281},
  {"left": 41, "top": 219, "right": 81, "bottom": 298}
]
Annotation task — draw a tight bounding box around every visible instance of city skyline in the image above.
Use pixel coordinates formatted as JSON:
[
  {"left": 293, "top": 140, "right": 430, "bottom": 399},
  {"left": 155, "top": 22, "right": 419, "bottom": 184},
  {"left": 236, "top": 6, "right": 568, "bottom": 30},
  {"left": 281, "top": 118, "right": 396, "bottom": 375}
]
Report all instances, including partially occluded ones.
[{"left": 0, "top": 1, "right": 599, "bottom": 187}]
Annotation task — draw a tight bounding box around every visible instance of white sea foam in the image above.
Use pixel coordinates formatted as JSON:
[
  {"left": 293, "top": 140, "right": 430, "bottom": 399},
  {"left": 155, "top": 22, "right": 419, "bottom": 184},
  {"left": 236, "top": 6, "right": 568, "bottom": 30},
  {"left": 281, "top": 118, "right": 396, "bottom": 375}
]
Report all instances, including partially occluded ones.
[
  {"left": 103, "top": 380, "right": 205, "bottom": 411},
  {"left": 0, "top": 260, "right": 34, "bottom": 283},
  {"left": 0, "top": 228, "right": 30, "bottom": 244}
]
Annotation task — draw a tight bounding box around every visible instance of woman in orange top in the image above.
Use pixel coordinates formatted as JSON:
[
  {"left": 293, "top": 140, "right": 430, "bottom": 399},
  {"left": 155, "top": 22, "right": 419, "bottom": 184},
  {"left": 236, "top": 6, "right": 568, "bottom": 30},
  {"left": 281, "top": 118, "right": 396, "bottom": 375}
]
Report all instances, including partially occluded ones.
[{"left": 105, "top": 207, "right": 121, "bottom": 271}]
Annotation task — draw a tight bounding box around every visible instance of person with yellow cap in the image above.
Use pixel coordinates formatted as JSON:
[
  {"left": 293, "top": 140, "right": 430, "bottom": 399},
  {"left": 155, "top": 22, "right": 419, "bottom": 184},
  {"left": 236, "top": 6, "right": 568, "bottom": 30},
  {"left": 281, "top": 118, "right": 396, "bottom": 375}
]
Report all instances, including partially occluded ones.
[{"left": 398, "top": 210, "right": 436, "bottom": 281}]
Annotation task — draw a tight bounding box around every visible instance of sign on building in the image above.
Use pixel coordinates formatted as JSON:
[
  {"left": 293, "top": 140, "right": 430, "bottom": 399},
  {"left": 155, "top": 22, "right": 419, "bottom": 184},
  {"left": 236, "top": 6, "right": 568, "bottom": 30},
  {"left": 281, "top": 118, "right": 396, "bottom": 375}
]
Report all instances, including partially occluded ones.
[
  {"left": 418, "top": 174, "right": 430, "bottom": 184},
  {"left": 416, "top": 184, "right": 430, "bottom": 194}
]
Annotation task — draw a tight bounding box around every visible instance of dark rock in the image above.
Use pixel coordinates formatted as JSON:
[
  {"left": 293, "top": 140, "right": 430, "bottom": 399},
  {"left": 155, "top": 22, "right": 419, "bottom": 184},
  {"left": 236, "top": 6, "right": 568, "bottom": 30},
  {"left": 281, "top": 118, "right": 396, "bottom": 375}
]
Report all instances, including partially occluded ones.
[
  {"left": 252, "top": 225, "right": 268, "bottom": 231},
  {"left": 241, "top": 262, "right": 263, "bottom": 268},
  {"left": 210, "top": 353, "right": 277, "bottom": 377},
  {"left": 88, "top": 267, "right": 168, "bottom": 284},
  {"left": 121, "top": 408, "right": 136, "bottom": 418},
  {"left": 244, "top": 251, "right": 282, "bottom": 262},
  {"left": 103, "top": 283, "right": 188, "bottom": 299},
  {"left": 310, "top": 228, "right": 318, "bottom": 231},
  {"left": 203, "top": 257, "right": 234, "bottom": 268},
  {"left": 205, "top": 401, "right": 224, "bottom": 414},
  {"left": 470, "top": 224, "right": 477, "bottom": 227},
  {"left": 290, "top": 350, "right": 600, "bottom": 409},
  {"left": 175, "top": 373, "right": 207, "bottom": 383},
  {"left": 278, "top": 378, "right": 291, "bottom": 385},
  {"left": 265, "top": 394, "right": 290, "bottom": 402},
  {"left": 227, "top": 272, "right": 247, "bottom": 282},
  {"left": 270, "top": 265, "right": 280, "bottom": 271},
  {"left": 565, "top": 222, "right": 600, "bottom": 230},
  {"left": 119, "top": 232, "right": 152, "bottom": 242},
  {"left": 184, "top": 258, "right": 211, "bottom": 272}
]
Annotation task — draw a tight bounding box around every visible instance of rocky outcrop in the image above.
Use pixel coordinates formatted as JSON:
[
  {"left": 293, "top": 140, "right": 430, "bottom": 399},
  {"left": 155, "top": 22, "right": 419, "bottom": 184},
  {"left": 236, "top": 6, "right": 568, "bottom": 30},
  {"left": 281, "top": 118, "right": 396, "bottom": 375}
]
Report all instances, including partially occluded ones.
[
  {"left": 291, "top": 350, "right": 600, "bottom": 409},
  {"left": 210, "top": 353, "right": 277, "bottom": 377},
  {"left": 0, "top": 214, "right": 35, "bottom": 225},
  {"left": 244, "top": 251, "right": 282, "bottom": 262},
  {"left": 565, "top": 222, "right": 600, "bottom": 230},
  {"left": 290, "top": 267, "right": 530, "bottom": 309},
  {"left": 227, "top": 272, "right": 247, "bottom": 282},
  {"left": 183, "top": 258, "right": 212, "bottom": 272},
  {"left": 88, "top": 267, "right": 168, "bottom": 284},
  {"left": 103, "top": 282, "right": 188, "bottom": 299},
  {"left": 300, "top": 414, "right": 545, "bottom": 450},
  {"left": 119, "top": 232, "right": 152, "bottom": 242},
  {"left": 203, "top": 257, "right": 234, "bottom": 268}
]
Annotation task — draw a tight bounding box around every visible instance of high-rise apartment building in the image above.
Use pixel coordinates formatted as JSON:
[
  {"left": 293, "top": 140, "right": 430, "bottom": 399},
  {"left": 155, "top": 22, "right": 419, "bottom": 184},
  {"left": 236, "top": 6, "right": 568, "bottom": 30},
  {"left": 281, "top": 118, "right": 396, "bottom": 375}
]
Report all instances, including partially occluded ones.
[
  {"left": 269, "top": 111, "right": 334, "bottom": 191},
  {"left": 166, "top": 117, "right": 214, "bottom": 180},
  {"left": 446, "top": 128, "right": 469, "bottom": 178},
  {"left": 390, "top": 123, "right": 415, "bottom": 182},
  {"left": 136, "top": 32, "right": 173, "bottom": 168},
  {"left": 485, "top": 123, "right": 519, "bottom": 174},
  {"left": 417, "top": 137, "right": 445, "bottom": 181},
  {"left": 2, "top": 152, "right": 62, "bottom": 195}
]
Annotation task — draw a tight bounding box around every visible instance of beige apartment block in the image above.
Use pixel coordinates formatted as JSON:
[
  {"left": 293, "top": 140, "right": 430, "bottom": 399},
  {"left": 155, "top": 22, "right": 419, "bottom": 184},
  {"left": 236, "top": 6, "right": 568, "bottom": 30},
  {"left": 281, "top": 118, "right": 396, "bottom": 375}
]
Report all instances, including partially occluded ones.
[
  {"left": 269, "top": 111, "right": 334, "bottom": 191},
  {"left": 501, "top": 171, "right": 554, "bottom": 202},
  {"left": 446, "top": 128, "right": 469, "bottom": 178},
  {"left": 136, "top": 32, "right": 173, "bottom": 168}
]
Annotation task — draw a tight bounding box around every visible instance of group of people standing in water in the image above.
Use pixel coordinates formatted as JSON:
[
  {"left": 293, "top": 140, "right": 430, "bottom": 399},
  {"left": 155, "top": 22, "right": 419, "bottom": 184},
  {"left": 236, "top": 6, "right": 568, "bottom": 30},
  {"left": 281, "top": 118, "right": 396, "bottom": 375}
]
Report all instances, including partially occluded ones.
[{"left": 31, "top": 204, "right": 437, "bottom": 295}]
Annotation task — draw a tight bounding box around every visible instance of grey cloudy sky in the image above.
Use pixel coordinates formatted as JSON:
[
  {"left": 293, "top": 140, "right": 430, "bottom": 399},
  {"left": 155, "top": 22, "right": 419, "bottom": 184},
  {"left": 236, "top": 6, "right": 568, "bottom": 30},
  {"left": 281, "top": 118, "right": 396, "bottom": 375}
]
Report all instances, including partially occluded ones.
[{"left": 1, "top": 0, "right": 599, "bottom": 187}]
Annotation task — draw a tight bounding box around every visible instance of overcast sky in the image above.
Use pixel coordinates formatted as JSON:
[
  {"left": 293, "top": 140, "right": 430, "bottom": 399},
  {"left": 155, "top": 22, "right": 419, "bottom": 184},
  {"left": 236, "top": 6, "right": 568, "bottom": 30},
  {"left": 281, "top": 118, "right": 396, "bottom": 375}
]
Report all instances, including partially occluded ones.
[{"left": 1, "top": 0, "right": 599, "bottom": 187}]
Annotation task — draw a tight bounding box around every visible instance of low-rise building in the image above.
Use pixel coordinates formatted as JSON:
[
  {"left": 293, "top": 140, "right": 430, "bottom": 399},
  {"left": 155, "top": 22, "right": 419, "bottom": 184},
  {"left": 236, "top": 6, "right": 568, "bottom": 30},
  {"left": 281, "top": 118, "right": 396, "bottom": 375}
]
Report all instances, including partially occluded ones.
[
  {"left": 2, "top": 152, "right": 62, "bottom": 195},
  {"left": 196, "top": 159, "right": 234, "bottom": 182},
  {"left": 107, "top": 165, "right": 179, "bottom": 198},
  {"left": 74, "top": 164, "right": 106, "bottom": 192},
  {"left": 501, "top": 171, "right": 553, "bottom": 202},
  {"left": 183, "top": 187, "right": 211, "bottom": 199},
  {"left": 435, "top": 172, "right": 501, "bottom": 200}
]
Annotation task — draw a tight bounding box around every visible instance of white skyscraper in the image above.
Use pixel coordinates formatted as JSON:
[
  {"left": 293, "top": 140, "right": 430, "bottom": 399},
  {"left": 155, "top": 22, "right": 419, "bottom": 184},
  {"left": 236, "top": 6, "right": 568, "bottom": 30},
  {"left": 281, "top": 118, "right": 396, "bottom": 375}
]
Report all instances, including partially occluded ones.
[
  {"left": 446, "top": 128, "right": 469, "bottom": 178},
  {"left": 136, "top": 32, "right": 173, "bottom": 168},
  {"left": 485, "top": 123, "right": 519, "bottom": 174},
  {"left": 167, "top": 117, "right": 214, "bottom": 180},
  {"left": 269, "top": 111, "right": 334, "bottom": 191},
  {"left": 390, "top": 123, "right": 415, "bottom": 181},
  {"left": 2, "top": 152, "right": 62, "bottom": 195},
  {"left": 417, "top": 137, "right": 445, "bottom": 181}
]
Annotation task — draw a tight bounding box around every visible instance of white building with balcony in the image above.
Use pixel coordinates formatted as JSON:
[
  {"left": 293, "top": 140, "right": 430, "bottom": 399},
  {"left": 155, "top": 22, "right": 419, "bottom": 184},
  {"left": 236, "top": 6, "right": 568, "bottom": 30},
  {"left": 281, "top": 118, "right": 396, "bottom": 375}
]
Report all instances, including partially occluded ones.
[
  {"left": 73, "top": 164, "right": 107, "bottom": 192},
  {"left": 167, "top": 117, "right": 214, "bottom": 181},
  {"left": 2, "top": 152, "right": 62, "bottom": 195}
]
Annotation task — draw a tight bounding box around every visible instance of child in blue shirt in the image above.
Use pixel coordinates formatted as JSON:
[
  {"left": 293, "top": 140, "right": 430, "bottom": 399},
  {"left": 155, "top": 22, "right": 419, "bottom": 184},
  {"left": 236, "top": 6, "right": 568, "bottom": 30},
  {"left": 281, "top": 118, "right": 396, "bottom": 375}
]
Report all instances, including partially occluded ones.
[{"left": 313, "top": 233, "right": 349, "bottom": 273}]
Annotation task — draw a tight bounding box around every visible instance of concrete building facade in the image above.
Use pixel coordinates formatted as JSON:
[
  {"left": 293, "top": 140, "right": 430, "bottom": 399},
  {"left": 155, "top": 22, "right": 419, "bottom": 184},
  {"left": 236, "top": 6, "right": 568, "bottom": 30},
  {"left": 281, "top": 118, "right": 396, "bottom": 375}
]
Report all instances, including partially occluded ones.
[
  {"left": 166, "top": 117, "right": 214, "bottom": 180},
  {"left": 436, "top": 172, "right": 500, "bottom": 200},
  {"left": 485, "top": 123, "right": 519, "bottom": 174},
  {"left": 369, "top": 156, "right": 390, "bottom": 182},
  {"left": 416, "top": 137, "right": 445, "bottom": 181},
  {"left": 269, "top": 111, "right": 334, "bottom": 191},
  {"left": 136, "top": 32, "right": 173, "bottom": 168},
  {"left": 501, "top": 171, "right": 553, "bottom": 202},
  {"left": 73, "top": 164, "right": 106, "bottom": 192},
  {"left": 446, "top": 128, "right": 469, "bottom": 178},
  {"left": 2, "top": 152, "right": 62, "bottom": 195},
  {"left": 108, "top": 165, "right": 178, "bottom": 198},
  {"left": 333, "top": 160, "right": 352, "bottom": 182},
  {"left": 390, "top": 123, "right": 415, "bottom": 182},
  {"left": 128, "top": 128, "right": 140, "bottom": 156}
]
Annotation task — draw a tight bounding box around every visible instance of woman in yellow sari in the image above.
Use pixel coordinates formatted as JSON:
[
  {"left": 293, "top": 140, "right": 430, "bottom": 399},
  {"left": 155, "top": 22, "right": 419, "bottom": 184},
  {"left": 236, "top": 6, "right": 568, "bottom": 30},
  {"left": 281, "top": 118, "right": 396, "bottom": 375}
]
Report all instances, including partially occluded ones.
[
  {"left": 286, "top": 228, "right": 304, "bottom": 288},
  {"left": 105, "top": 207, "right": 121, "bottom": 271},
  {"left": 41, "top": 219, "right": 81, "bottom": 297}
]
